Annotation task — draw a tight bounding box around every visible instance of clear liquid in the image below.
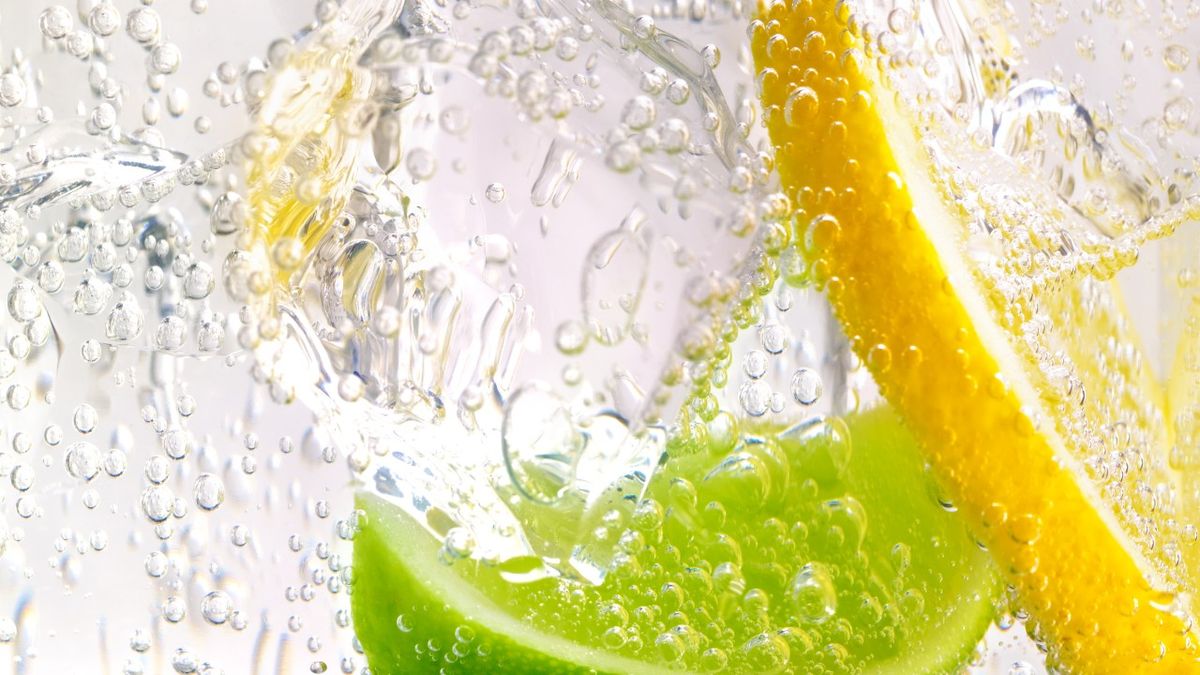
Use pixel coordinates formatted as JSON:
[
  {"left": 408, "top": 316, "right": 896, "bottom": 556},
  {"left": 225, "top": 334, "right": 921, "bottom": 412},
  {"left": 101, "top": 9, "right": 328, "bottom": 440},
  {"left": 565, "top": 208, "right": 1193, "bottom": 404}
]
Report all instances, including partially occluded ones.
[{"left": 1, "top": 0, "right": 1197, "bottom": 671}]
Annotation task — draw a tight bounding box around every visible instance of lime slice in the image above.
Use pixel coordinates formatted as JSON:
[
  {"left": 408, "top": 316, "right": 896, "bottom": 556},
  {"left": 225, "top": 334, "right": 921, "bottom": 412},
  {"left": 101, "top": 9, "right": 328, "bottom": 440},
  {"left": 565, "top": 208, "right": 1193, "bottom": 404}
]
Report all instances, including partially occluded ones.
[
  {"left": 352, "top": 407, "right": 998, "bottom": 673},
  {"left": 753, "top": 0, "right": 1200, "bottom": 668}
]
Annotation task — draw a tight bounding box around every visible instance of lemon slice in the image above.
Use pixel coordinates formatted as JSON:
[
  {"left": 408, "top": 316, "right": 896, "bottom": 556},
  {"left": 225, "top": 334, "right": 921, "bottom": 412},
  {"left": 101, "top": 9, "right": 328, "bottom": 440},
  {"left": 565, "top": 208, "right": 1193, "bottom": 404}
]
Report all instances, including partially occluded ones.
[{"left": 753, "top": 0, "right": 1200, "bottom": 670}]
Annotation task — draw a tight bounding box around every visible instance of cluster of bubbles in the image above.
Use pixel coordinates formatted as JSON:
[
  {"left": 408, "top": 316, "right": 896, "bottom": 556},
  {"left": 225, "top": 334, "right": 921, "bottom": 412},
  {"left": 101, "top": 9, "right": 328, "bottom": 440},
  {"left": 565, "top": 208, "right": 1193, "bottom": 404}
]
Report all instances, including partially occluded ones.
[{"left": 0, "top": 1, "right": 408, "bottom": 673}]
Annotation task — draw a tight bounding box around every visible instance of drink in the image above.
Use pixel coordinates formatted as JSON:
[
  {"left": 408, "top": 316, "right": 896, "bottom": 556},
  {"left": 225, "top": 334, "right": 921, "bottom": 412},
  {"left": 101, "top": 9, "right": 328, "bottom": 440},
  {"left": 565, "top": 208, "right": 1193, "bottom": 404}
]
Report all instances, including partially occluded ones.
[{"left": 1, "top": 0, "right": 1195, "bottom": 672}]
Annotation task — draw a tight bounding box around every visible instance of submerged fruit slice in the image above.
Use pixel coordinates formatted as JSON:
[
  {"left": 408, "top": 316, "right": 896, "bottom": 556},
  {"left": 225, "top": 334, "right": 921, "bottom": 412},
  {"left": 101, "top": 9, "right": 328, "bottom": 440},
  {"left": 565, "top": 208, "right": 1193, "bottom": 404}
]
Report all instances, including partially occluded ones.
[
  {"left": 754, "top": 0, "right": 1200, "bottom": 670},
  {"left": 352, "top": 407, "right": 998, "bottom": 674}
]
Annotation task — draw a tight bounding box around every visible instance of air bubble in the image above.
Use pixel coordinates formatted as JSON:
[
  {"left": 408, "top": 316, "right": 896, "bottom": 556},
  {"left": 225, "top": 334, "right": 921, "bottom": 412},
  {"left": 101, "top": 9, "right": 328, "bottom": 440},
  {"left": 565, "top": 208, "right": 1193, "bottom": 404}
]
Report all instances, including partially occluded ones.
[
  {"left": 633, "top": 15, "right": 655, "bottom": 38},
  {"left": 141, "top": 485, "right": 174, "bottom": 522},
  {"left": 167, "top": 87, "right": 189, "bottom": 117},
  {"left": 65, "top": 442, "right": 101, "bottom": 481},
  {"left": 1164, "top": 97, "right": 1192, "bottom": 132},
  {"left": 738, "top": 380, "right": 771, "bottom": 417},
  {"left": 8, "top": 281, "right": 42, "bottom": 321},
  {"left": 665, "top": 79, "right": 690, "bottom": 105},
  {"left": 622, "top": 96, "right": 657, "bottom": 130},
  {"left": 126, "top": 8, "right": 161, "bottom": 44},
  {"left": 194, "top": 474, "right": 225, "bottom": 510},
  {"left": 130, "top": 629, "right": 151, "bottom": 652},
  {"left": 887, "top": 7, "right": 912, "bottom": 33},
  {"left": 172, "top": 649, "right": 198, "bottom": 673},
  {"left": 73, "top": 404, "right": 98, "bottom": 433},
  {"left": 103, "top": 449, "right": 127, "bottom": 477},
  {"left": 406, "top": 149, "right": 437, "bottom": 180},
  {"left": 554, "top": 321, "right": 588, "bottom": 355},
  {"left": 789, "top": 562, "right": 837, "bottom": 623},
  {"left": 88, "top": 2, "right": 121, "bottom": 37},
  {"left": 200, "top": 590, "right": 233, "bottom": 624},
  {"left": 744, "top": 350, "right": 768, "bottom": 379},
  {"left": 442, "top": 527, "right": 475, "bottom": 559},
  {"left": 154, "top": 316, "right": 187, "bottom": 351},
  {"left": 10, "top": 465, "right": 34, "bottom": 491},
  {"left": 741, "top": 632, "right": 790, "bottom": 670},
  {"left": 605, "top": 141, "right": 640, "bottom": 172},
  {"left": 162, "top": 429, "right": 193, "bottom": 459},
  {"left": 555, "top": 36, "right": 579, "bottom": 61},
  {"left": 40, "top": 6, "right": 73, "bottom": 39},
  {"left": 760, "top": 323, "right": 787, "bottom": 354},
  {"left": 150, "top": 44, "right": 182, "bottom": 75},
  {"left": 107, "top": 299, "right": 144, "bottom": 341},
  {"left": 791, "top": 368, "right": 823, "bottom": 405},
  {"left": 161, "top": 596, "right": 186, "bottom": 623},
  {"left": 0, "top": 74, "right": 27, "bottom": 108},
  {"left": 704, "top": 450, "right": 772, "bottom": 507},
  {"left": 784, "top": 87, "right": 819, "bottom": 127},
  {"left": 184, "top": 262, "right": 215, "bottom": 299},
  {"left": 656, "top": 632, "right": 686, "bottom": 662},
  {"left": 1164, "top": 44, "right": 1190, "bottom": 72}
]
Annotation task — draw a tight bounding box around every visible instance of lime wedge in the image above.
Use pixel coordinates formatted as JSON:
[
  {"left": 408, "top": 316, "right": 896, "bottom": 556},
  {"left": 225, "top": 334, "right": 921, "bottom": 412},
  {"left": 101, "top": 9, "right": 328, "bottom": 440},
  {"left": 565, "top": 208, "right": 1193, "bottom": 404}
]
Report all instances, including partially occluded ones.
[{"left": 352, "top": 406, "right": 999, "bottom": 673}]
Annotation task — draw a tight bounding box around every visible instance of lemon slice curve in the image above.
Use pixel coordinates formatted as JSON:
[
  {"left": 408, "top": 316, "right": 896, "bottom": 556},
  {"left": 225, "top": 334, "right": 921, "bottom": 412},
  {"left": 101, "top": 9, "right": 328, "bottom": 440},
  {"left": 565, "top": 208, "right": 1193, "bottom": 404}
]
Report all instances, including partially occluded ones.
[{"left": 753, "top": 0, "right": 1200, "bottom": 670}]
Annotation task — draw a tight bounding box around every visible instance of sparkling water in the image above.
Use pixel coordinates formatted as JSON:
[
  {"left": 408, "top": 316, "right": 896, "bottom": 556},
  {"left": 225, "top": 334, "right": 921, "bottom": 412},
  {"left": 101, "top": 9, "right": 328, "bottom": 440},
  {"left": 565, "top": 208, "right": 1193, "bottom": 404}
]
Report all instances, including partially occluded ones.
[{"left": 1, "top": 0, "right": 1195, "bottom": 671}]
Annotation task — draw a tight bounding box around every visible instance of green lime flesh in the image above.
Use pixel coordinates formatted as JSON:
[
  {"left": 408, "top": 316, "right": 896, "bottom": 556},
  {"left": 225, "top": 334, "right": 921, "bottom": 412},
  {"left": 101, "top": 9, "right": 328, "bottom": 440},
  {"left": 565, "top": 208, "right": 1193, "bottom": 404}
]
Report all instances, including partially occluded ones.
[{"left": 352, "top": 406, "right": 1000, "bottom": 674}]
